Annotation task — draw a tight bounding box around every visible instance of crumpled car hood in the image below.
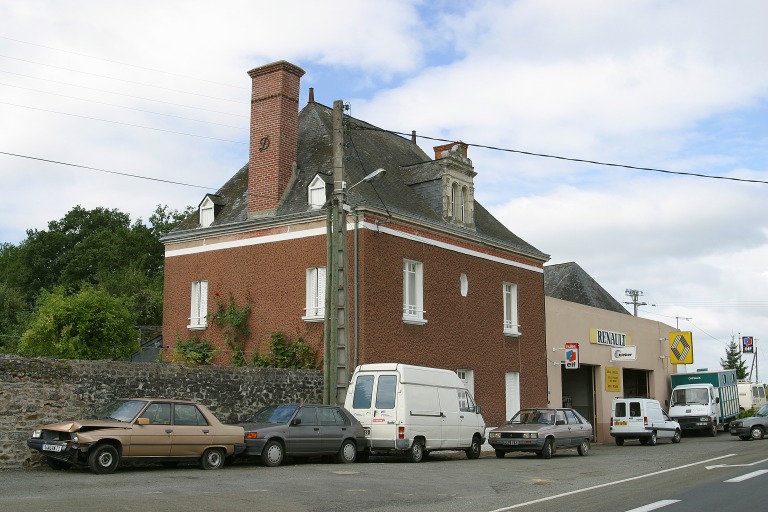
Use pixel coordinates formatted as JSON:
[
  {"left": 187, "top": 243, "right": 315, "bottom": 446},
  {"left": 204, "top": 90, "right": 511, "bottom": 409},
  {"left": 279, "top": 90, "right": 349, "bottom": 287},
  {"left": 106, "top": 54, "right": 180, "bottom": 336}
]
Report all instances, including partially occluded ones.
[{"left": 39, "top": 420, "right": 130, "bottom": 432}]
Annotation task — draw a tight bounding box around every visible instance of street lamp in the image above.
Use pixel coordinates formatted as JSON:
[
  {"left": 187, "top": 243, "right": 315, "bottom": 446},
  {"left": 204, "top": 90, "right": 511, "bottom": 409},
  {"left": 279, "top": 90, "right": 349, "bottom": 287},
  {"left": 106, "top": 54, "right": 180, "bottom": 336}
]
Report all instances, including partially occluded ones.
[{"left": 346, "top": 168, "right": 386, "bottom": 193}]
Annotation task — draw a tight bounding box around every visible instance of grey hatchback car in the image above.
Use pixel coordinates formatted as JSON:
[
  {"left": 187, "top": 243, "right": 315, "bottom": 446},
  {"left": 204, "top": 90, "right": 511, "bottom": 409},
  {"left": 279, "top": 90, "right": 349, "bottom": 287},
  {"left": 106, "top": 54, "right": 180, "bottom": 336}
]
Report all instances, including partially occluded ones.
[
  {"left": 240, "top": 404, "right": 370, "bottom": 467},
  {"left": 489, "top": 407, "right": 593, "bottom": 459},
  {"left": 729, "top": 403, "right": 768, "bottom": 440}
]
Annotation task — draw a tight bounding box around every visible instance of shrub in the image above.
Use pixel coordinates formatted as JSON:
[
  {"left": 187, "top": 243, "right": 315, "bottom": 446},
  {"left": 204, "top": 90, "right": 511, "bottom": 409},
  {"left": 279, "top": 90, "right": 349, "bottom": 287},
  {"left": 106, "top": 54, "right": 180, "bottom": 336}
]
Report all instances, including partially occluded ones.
[
  {"left": 173, "top": 336, "right": 216, "bottom": 365},
  {"left": 251, "top": 332, "right": 319, "bottom": 369}
]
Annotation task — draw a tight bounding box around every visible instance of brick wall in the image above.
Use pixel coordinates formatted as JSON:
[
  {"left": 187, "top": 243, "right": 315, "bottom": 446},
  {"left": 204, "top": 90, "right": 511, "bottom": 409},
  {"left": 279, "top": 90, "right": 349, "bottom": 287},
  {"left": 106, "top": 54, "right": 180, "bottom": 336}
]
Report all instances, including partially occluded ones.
[{"left": 0, "top": 355, "right": 322, "bottom": 468}]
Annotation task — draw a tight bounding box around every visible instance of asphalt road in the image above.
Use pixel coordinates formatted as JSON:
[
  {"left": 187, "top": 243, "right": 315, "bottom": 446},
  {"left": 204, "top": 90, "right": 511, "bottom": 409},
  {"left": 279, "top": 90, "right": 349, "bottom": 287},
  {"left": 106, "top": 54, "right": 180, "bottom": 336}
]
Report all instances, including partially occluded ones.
[{"left": 1, "top": 434, "right": 766, "bottom": 512}]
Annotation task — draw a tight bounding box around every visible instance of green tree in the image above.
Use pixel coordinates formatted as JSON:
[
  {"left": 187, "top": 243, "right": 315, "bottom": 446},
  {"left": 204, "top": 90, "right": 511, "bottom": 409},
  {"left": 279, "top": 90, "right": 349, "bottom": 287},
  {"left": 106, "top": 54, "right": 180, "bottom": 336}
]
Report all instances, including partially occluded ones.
[
  {"left": 720, "top": 339, "right": 748, "bottom": 379},
  {"left": 0, "top": 283, "right": 28, "bottom": 353},
  {"left": 18, "top": 286, "right": 138, "bottom": 360},
  {"left": 0, "top": 204, "right": 192, "bottom": 329}
]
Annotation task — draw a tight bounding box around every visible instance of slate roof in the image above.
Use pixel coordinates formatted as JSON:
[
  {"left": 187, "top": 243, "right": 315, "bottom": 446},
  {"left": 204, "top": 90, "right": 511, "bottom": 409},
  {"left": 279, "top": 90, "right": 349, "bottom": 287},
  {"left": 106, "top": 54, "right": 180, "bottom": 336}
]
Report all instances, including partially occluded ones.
[
  {"left": 544, "top": 262, "right": 630, "bottom": 314},
  {"left": 170, "top": 102, "right": 549, "bottom": 262}
]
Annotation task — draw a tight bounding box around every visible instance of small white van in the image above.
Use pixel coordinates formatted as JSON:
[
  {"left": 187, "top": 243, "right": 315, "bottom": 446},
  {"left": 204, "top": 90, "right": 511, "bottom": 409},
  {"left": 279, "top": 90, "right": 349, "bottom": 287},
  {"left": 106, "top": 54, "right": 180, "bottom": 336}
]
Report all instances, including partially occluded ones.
[
  {"left": 344, "top": 363, "right": 486, "bottom": 463},
  {"left": 610, "top": 398, "right": 681, "bottom": 446},
  {"left": 737, "top": 382, "right": 767, "bottom": 411}
]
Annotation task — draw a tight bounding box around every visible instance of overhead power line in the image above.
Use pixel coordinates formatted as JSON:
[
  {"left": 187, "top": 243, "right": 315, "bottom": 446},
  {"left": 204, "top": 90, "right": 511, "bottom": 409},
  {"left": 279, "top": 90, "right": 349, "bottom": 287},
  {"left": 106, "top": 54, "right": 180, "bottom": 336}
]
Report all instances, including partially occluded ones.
[
  {"left": 351, "top": 124, "right": 768, "bottom": 185},
  {"left": 0, "top": 82, "right": 245, "bottom": 129},
  {"left": 0, "top": 151, "right": 216, "bottom": 190},
  {"left": 0, "top": 35, "right": 247, "bottom": 91},
  {"left": 0, "top": 101, "right": 248, "bottom": 144},
  {"left": 0, "top": 54, "right": 247, "bottom": 104},
  {"left": 0, "top": 69, "right": 247, "bottom": 118}
]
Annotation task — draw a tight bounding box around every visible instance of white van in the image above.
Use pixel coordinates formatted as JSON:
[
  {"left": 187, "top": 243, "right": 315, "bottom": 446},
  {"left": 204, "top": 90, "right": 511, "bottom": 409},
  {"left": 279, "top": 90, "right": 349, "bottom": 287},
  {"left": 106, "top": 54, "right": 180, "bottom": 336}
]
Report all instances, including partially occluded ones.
[
  {"left": 610, "top": 398, "right": 681, "bottom": 446},
  {"left": 344, "top": 363, "right": 486, "bottom": 462},
  {"left": 737, "top": 382, "right": 767, "bottom": 411}
]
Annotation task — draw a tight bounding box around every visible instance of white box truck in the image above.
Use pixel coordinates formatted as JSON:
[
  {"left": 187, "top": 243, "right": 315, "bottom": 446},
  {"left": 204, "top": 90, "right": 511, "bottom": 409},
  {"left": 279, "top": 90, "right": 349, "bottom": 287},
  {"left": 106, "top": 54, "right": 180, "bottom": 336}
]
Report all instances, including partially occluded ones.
[
  {"left": 737, "top": 381, "right": 767, "bottom": 412},
  {"left": 669, "top": 370, "right": 739, "bottom": 436},
  {"left": 344, "top": 363, "right": 486, "bottom": 463}
]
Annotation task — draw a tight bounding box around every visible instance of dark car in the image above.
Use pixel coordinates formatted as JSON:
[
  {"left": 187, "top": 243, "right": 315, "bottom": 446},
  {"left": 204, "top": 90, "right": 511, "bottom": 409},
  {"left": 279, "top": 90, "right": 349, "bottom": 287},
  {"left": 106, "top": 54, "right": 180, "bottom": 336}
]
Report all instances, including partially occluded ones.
[
  {"left": 729, "top": 404, "right": 768, "bottom": 440},
  {"left": 239, "top": 404, "right": 370, "bottom": 466},
  {"left": 26, "top": 398, "right": 245, "bottom": 474},
  {"left": 488, "top": 407, "right": 593, "bottom": 459}
]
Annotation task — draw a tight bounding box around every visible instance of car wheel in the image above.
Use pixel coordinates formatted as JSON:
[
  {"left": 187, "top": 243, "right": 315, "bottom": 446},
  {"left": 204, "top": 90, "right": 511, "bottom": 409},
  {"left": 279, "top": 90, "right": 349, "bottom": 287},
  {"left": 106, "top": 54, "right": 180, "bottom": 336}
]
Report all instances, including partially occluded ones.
[
  {"left": 648, "top": 432, "right": 657, "bottom": 446},
  {"left": 465, "top": 436, "right": 482, "bottom": 460},
  {"left": 577, "top": 439, "right": 590, "bottom": 456},
  {"left": 708, "top": 423, "right": 717, "bottom": 437},
  {"left": 750, "top": 426, "right": 765, "bottom": 441},
  {"left": 405, "top": 440, "right": 424, "bottom": 463},
  {"left": 495, "top": 449, "right": 506, "bottom": 458},
  {"left": 672, "top": 430, "right": 681, "bottom": 444},
  {"left": 261, "top": 440, "right": 284, "bottom": 467},
  {"left": 88, "top": 444, "right": 119, "bottom": 475},
  {"left": 337, "top": 439, "right": 356, "bottom": 464},
  {"left": 200, "top": 448, "right": 225, "bottom": 470},
  {"left": 615, "top": 437, "right": 624, "bottom": 446},
  {"left": 739, "top": 435, "right": 751, "bottom": 441},
  {"left": 539, "top": 438, "right": 553, "bottom": 460},
  {"left": 45, "top": 457, "right": 72, "bottom": 471}
]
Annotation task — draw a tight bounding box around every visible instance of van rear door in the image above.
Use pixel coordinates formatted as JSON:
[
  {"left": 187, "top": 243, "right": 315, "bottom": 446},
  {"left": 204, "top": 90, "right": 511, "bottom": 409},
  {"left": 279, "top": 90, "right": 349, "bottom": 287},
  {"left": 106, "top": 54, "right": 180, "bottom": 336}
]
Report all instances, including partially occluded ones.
[{"left": 349, "top": 372, "right": 399, "bottom": 448}]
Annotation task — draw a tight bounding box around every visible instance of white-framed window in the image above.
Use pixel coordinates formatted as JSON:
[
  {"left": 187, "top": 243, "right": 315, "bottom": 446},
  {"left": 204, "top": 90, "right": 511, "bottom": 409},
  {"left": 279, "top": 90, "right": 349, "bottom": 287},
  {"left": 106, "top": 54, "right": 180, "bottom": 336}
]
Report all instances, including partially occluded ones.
[
  {"left": 503, "top": 282, "right": 520, "bottom": 336},
  {"left": 457, "top": 369, "right": 474, "bottom": 397},
  {"left": 308, "top": 175, "right": 327, "bottom": 209},
  {"left": 199, "top": 197, "right": 214, "bottom": 227},
  {"left": 303, "top": 267, "right": 326, "bottom": 322},
  {"left": 189, "top": 280, "right": 208, "bottom": 329},
  {"left": 403, "top": 259, "right": 426, "bottom": 324}
]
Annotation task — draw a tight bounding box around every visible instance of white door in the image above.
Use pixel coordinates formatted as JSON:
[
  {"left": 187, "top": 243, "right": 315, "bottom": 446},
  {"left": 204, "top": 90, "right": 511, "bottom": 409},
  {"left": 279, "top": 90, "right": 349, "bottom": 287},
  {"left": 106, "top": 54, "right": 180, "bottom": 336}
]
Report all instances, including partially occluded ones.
[{"left": 505, "top": 372, "right": 520, "bottom": 422}]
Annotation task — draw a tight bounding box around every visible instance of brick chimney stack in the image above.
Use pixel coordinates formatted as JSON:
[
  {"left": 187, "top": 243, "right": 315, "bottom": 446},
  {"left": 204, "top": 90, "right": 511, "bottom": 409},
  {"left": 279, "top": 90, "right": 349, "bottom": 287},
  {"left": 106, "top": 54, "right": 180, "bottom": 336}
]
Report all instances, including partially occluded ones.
[{"left": 247, "top": 61, "right": 305, "bottom": 216}]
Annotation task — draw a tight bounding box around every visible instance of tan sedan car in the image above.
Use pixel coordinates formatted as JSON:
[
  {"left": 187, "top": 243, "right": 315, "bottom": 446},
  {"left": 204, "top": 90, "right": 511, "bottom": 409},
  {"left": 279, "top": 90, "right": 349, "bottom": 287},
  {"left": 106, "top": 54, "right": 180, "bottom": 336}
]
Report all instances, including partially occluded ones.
[{"left": 27, "top": 398, "right": 245, "bottom": 474}]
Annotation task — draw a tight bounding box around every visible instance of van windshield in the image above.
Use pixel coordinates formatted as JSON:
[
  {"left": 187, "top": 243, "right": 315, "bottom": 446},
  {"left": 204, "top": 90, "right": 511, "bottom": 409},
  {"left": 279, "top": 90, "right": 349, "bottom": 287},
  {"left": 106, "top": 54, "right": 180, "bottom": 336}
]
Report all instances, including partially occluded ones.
[{"left": 671, "top": 388, "right": 709, "bottom": 406}]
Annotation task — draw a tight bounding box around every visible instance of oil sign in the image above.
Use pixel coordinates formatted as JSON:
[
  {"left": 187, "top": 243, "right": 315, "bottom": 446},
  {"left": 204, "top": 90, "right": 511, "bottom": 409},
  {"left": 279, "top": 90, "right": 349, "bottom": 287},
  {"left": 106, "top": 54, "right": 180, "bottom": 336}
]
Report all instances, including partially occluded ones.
[{"left": 565, "top": 343, "right": 579, "bottom": 369}]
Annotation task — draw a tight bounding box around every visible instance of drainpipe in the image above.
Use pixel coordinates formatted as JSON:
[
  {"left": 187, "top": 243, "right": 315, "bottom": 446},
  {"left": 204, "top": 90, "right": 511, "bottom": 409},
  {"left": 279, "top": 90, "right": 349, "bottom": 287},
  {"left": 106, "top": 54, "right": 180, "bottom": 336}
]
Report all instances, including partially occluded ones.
[{"left": 353, "top": 211, "right": 359, "bottom": 368}]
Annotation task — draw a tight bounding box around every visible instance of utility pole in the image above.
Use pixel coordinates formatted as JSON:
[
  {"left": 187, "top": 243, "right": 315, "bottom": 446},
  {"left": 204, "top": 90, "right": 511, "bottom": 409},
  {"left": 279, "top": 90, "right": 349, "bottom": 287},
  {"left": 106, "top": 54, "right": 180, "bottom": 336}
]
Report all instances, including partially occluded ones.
[
  {"left": 323, "top": 99, "right": 349, "bottom": 406},
  {"left": 624, "top": 289, "right": 647, "bottom": 317}
]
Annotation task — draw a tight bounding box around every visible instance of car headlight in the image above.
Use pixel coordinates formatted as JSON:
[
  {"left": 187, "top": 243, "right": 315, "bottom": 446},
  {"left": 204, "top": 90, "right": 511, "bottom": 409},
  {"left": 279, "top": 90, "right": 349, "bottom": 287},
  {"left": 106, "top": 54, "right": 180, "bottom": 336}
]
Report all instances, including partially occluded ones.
[
  {"left": 32, "top": 430, "right": 41, "bottom": 439},
  {"left": 700, "top": 417, "right": 709, "bottom": 422},
  {"left": 522, "top": 433, "right": 538, "bottom": 439},
  {"left": 489, "top": 432, "right": 501, "bottom": 438},
  {"left": 71, "top": 434, "right": 78, "bottom": 443}
]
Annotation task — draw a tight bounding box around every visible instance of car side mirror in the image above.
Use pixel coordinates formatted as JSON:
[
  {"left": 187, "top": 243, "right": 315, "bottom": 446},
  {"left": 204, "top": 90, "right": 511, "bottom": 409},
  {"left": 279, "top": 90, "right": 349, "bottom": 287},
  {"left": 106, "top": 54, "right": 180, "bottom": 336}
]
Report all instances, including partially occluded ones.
[
  {"left": 137, "top": 417, "right": 150, "bottom": 425},
  {"left": 716, "top": 397, "right": 720, "bottom": 404},
  {"left": 475, "top": 405, "right": 481, "bottom": 415},
  {"left": 292, "top": 418, "right": 302, "bottom": 426}
]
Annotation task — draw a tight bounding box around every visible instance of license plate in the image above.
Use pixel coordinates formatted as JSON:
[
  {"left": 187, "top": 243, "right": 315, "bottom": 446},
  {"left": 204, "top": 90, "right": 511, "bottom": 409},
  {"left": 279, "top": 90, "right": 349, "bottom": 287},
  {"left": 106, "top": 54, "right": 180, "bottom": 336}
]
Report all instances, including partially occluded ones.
[
  {"left": 615, "top": 421, "right": 627, "bottom": 426},
  {"left": 496, "top": 439, "right": 517, "bottom": 445},
  {"left": 42, "top": 444, "right": 64, "bottom": 452}
]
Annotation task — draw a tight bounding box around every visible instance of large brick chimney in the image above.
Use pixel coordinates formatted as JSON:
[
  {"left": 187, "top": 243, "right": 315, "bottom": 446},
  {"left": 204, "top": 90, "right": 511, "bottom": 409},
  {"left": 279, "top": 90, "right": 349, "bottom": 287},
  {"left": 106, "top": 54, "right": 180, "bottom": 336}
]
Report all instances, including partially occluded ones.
[{"left": 247, "top": 61, "right": 305, "bottom": 216}]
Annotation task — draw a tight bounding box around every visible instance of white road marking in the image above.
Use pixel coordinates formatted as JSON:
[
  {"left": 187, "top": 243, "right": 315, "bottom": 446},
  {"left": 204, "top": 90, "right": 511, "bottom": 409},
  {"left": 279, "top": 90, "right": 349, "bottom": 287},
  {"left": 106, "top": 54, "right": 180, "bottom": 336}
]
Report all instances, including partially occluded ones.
[
  {"left": 486, "top": 454, "right": 735, "bottom": 512},
  {"left": 625, "top": 500, "right": 681, "bottom": 512},
  {"left": 706, "top": 456, "right": 768, "bottom": 469},
  {"left": 724, "top": 469, "right": 768, "bottom": 483}
]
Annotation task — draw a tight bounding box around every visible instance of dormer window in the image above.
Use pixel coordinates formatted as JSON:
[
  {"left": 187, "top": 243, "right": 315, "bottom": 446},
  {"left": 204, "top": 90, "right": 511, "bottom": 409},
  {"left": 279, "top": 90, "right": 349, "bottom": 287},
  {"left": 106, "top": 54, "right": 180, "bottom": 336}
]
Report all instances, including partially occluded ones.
[
  {"left": 308, "top": 175, "right": 327, "bottom": 209},
  {"left": 199, "top": 197, "right": 215, "bottom": 227}
]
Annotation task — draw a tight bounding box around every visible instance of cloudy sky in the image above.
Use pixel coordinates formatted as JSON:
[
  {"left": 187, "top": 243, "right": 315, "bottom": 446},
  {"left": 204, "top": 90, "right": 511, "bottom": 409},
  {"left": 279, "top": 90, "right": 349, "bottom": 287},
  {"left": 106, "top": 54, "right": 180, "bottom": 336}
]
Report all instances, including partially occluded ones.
[{"left": 1, "top": 0, "right": 766, "bottom": 380}]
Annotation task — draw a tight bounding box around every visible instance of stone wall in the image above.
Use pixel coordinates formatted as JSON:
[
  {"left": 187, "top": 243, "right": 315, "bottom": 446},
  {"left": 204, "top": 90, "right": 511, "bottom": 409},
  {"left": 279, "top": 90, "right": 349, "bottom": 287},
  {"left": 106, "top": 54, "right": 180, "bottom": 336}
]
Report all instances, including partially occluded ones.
[{"left": 0, "top": 355, "right": 322, "bottom": 468}]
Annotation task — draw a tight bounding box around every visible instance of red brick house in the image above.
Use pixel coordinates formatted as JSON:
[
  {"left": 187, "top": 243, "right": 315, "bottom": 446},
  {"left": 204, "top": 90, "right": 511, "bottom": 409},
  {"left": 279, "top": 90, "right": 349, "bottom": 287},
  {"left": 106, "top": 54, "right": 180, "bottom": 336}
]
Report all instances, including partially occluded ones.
[{"left": 162, "top": 61, "right": 550, "bottom": 426}]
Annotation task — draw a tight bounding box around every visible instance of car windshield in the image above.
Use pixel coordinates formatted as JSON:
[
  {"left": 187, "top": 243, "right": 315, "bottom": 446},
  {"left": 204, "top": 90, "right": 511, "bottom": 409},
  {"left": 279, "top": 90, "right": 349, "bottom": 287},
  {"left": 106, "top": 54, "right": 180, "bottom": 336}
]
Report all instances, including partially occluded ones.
[
  {"left": 509, "top": 409, "right": 555, "bottom": 425},
  {"left": 94, "top": 399, "right": 148, "bottom": 422},
  {"left": 671, "top": 388, "right": 709, "bottom": 406},
  {"left": 755, "top": 404, "right": 768, "bottom": 417},
  {"left": 245, "top": 404, "right": 299, "bottom": 424}
]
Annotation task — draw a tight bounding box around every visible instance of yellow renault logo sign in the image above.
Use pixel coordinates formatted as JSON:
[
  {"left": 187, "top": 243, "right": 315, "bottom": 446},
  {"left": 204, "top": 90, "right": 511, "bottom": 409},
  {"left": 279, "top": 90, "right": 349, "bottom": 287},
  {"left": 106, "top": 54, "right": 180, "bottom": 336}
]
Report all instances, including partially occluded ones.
[{"left": 669, "top": 331, "right": 694, "bottom": 364}]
